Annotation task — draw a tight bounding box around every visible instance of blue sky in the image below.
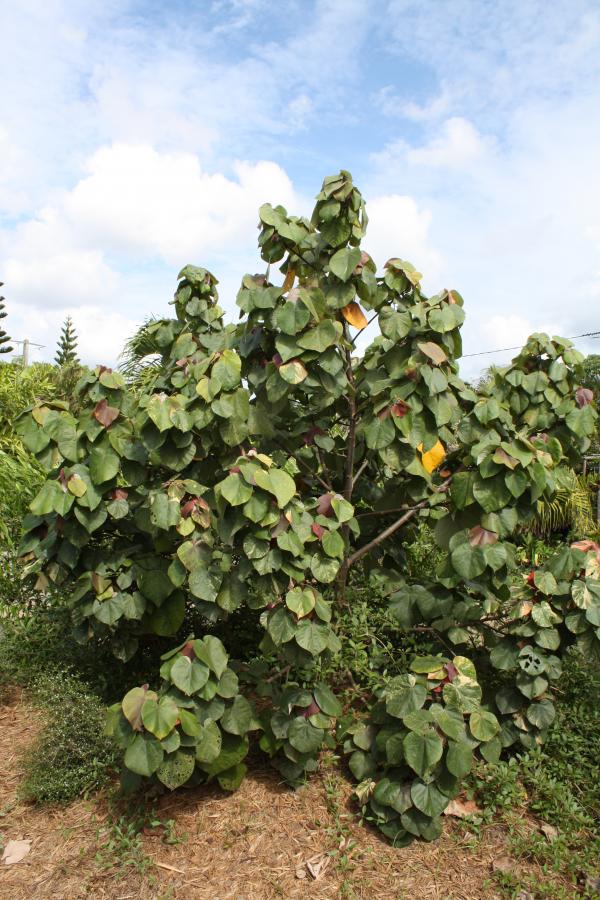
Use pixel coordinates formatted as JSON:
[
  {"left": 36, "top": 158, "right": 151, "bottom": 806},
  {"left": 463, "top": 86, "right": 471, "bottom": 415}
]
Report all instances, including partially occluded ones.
[{"left": 1, "top": 0, "right": 599, "bottom": 377}]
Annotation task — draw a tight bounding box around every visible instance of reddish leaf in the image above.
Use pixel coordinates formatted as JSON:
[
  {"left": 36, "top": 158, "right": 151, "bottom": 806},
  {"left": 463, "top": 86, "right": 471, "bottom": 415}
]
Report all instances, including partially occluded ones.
[
  {"left": 311, "top": 523, "right": 325, "bottom": 539},
  {"left": 272, "top": 353, "right": 283, "bottom": 368},
  {"left": 111, "top": 488, "right": 128, "bottom": 501},
  {"left": 378, "top": 407, "right": 391, "bottom": 421},
  {"left": 576, "top": 387, "right": 593, "bottom": 407},
  {"left": 303, "top": 425, "right": 325, "bottom": 445},
  {"left": 181, "top": 499, "right": 196, "bottom": 518},
  {"left": 316, "top": 493, "right": 333, "bottom": 517},
  {"left": 93, "top": 398, "right": 119, "bottom": 427},
  {"left": 391, "top": 400, "right": 409, "bottom": 418},
  {"left": 181, "top": 641, "right": 195, "bottom": 659},
  {"left": 444, "top": 661, "right": 458, "bottom": 681},
  {"left": 469, "top": 525, "right": 498, "bottom": 547},
  {"left": 302, "top": 698, "right": 321, "bottom": 718}
]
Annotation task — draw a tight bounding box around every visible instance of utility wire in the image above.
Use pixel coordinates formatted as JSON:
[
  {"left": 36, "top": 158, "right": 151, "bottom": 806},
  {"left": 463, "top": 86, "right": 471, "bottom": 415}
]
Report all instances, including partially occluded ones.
[{"left": 462, "top": 330, "right": 600, "bottom": 359}]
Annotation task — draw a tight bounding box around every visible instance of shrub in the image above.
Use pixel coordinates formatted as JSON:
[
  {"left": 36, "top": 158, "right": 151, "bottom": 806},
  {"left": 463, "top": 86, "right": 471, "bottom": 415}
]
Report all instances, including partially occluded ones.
[
  {"left": 19, "top": 671, "right": 118, "bottom": 804},
  {"left": 16, "top": 171, "right": 599, "bottom": 841}
]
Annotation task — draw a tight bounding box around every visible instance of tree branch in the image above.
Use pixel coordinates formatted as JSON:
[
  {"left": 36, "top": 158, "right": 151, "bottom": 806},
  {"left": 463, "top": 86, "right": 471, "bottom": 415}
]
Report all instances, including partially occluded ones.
[
  {"left": 274, "top": 439, "right": 331, "bottom": 492},
  {"left": 347, "top": 472, "right": 454, "bottom": 567},
  {"left": 350, "top": 312, "right": 378, "bottom": 346},
  {"left": 352, "top": 458, "right": 369, "bottom": 489}
]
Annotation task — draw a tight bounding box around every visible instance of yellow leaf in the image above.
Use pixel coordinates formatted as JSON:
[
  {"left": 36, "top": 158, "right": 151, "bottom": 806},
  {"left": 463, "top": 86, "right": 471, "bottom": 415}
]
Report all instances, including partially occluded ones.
[
  {"left": 418, "top": 440, "right": 445, "bottom": 473},
  {"left": 282, "top": 268, "right": 296, "bottom": 293},
  {"left": 341, "top": 301, "right": 368, "bottom": 329}
]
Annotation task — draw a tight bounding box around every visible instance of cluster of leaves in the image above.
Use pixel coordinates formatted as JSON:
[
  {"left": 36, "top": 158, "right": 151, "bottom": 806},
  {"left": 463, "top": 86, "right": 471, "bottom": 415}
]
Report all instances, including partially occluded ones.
[
  {"left": 486, "top": 540, "right": 600, "bottom": 750},
  {"left": 258, "top": 679, "right": 341, "bottom": 786},
  {"left": 106, "top": 635, "right": 259, "bottom": 792},
  {"left": 15, "top": 169, "right": 599, "bottom": 842},
  {"left": 340, "top": 655, "right": 499, "bottom": 845}
]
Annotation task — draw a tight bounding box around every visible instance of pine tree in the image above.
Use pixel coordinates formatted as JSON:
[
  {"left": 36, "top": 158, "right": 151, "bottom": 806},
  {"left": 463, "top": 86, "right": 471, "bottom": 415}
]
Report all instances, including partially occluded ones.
[
  {"left": 54, "top": 316, "right": 79, "bottom": 366},
  {"left": 0, "top": 284, "right": 13, "bottom": 355}
]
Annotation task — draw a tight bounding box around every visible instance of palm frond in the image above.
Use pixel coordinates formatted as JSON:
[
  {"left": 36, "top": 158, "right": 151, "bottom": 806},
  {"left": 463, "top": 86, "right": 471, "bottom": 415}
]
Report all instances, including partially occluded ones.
[
  {"left": 533, "top": 467, "right": 598, "bottom": 538},
  {"left": 118, "top": 316, "right": 169, "bottom": 389}
]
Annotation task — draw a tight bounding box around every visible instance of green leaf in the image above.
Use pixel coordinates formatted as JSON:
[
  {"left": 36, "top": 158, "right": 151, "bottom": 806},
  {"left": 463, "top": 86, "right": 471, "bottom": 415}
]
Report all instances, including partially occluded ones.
[
  {"left": 285, "top": 586, "right": 316, "bottom": 618},
  {"left": 411, "top": 780, "right": 449, "bottom": 818},
  {"left": 329, "top": 247, "right": 361, "bottom": 281},
  {"left": 89, "top": 446, "right": 120, "bottom": 483},
  {"left": 124, "top": 733, "right": 164, "bottom": 777},
  {"left": 469, "top": 710, "right": 499, "bottom": 742},
  {"left": 141, "top": 697, "right": 179, "bottom": 739},
  {"left": 313, "top": 684, "right": 342, "bottom": 717},
  {"left": 201, "top": 734, "right": 249, "bottom": 776},
  {"left": 443, "top": 677, "right": 482, "bottom": 713},
  {"left": 253, "top": 468, "right": 296, "bottom": 508},
  {"left": 297, "top": 320, "right": 340, "bottom": 353},
  {"left": 156, "top": 750, "right": 195, "bottom": 789},
  {"left": 446, "top": 739, "right": 473, "bottom": 777},
  {"left": 195, "top": 721, "right": 222, "bottom": 764},
  {"left": 450, "top": 542, "right": 486, "bottom": 580},
  {"left": 533, "top": 571, "right": 557, "bottom": 595},
  {"left": 220, "top": 696, "right": 254, "bottom": 736},
  {"left": 331, "top": 495, "right": 354, "bottom": 523},
  {"left": 411, "top": 655, "right": 449, "bottom": 674},
  {"left": 170, "top": 656, "right": 210, "bottom": 695},
  {"left": 274, "top": 300, "right": 310, "bottom": 335},
  {"left": 122, "top": 686, "right": 157, "bottom": 730},
  {"left": 188, "top": 568, "right": 222, "bottom": 603},
  {"left": 217, "top": 762, "right": 247, "bottom": 791},
  {"left": 386, "top": 675, "right": 427, "bottom": 718},
  {"left": 295, "top": 620, "right": 330, "bottom": 655},
  {"left": 288, "top": 717, "right": 325, "bottom": 753},
  {"left": 193, "top": 636, "right": 228, "bottom": 678},
  {"left": 218, "top": 473, "right": 253, "bottom": 506},
  {"left": 147, "top": 592, "right": 186, "bottom": 636},
  {"left": 310, "top": 553, "right": 340, "bottom": 583},
  {"left": 279, "top": 359, "right": 308, "bottom": 384},
  {"left": 526, "top": 699, "right": 555, "bottom": 729},
  {"left": 403, "top": 729, "right": 444, "bottom": 777}
]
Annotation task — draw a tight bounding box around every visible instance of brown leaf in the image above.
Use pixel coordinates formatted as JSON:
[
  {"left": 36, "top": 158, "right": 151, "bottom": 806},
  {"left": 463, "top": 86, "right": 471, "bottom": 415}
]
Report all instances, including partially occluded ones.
[
  {"left": 391, "top": 400, "right": 409, "bottom": 418},
  {"left": 282, "top": 267, "right": 296, "bottom": 293},
  {"left": 305, "top": 853, "right": 331, "bottom": 881},
  {"left": 93, "top": 398, "right": 119, "bottom": 427},
  {"left": 2, "top": 840, "right": 31, "bottom": 865},
  {"left": 493, "top": 447, "right": 519, "bottom": 469},
  {"left": 341, "top": 301, "right": 368, "bottom": 329},
  {"left": 444, "top": 798, "right": 481, "bottom": 819},
  {"left": 311, "top": 523, "right": 325, "bottom": 539},
  {"left": 418, "top": 341, "right": 447, "bottom": 365},
  {"left": 575, "top": 387, "right": 593, "bottom": 407},
  {"left": 491, "top": 856, "right": 516, "bottom": 874},
  {"left": 469, "top": 525, "right": 498, "bottom": 547},
  {"left": 540, "top": 822, "right": 559, "bottom": 840}
]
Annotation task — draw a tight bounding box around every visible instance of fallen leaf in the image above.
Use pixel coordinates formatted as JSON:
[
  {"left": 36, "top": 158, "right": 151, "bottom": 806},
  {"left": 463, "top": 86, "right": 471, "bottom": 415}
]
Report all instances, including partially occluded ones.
[
  {"left": 540, "top": 822, "right": 559, "bottom": 840},
  {"left": 305, "top": 853, "right": 331, "bottom": 881},
  {"left": 295, "top": 866, "right": 307, "bottom": 880},
  {"left": 2, "top": 840, "right": 31, "bottom": 865},
  {"left": 491, "top": 856, "right": 516, "bottom": 874},
  {"left": 444, "top": 798, "right": 481, "bottom": 819}
]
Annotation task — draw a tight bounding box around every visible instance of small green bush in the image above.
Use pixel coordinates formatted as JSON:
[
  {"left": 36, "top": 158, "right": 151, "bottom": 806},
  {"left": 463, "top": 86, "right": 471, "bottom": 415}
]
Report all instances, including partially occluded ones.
[{"left": 19, "top": 671, "right": 118, "bottom": 804}]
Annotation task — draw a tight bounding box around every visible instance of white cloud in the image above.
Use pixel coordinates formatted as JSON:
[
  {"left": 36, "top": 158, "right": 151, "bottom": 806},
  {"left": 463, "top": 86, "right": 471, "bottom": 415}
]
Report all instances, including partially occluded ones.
[
  {"left": 64, "top": 145, "right": 296, "bottom": 265},
  {"left": 406, "top": 118, "right": 491, "bottom": 169},
  {"left": 363, "top": 194, "right": 441, "bottom": 283}
]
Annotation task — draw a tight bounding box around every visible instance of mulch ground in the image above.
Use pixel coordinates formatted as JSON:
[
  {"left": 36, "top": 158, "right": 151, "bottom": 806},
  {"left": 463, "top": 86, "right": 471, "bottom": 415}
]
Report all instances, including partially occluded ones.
[{"left": 0, "top": 690, "right": 544, "bottom": 899}]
